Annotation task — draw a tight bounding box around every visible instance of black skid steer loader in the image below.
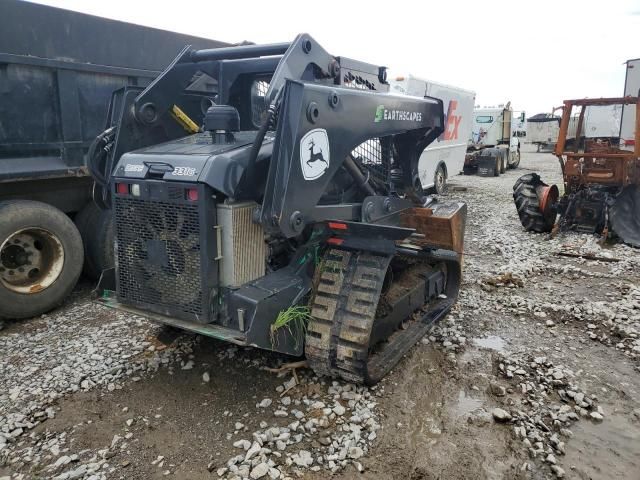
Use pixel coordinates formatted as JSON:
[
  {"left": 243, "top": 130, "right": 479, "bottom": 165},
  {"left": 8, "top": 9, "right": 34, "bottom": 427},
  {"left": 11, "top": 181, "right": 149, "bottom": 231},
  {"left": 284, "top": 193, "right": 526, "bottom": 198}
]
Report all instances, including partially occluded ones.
[{"left": 89, "top": 34, "right": 466, "bottom": 385}]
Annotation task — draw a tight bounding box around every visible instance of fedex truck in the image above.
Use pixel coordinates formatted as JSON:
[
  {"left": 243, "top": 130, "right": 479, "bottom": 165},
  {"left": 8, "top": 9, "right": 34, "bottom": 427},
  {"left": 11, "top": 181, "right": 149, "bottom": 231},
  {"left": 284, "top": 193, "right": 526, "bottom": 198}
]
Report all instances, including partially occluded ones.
[{"left": 390, "top": 75, "right": 475, "bottom": 193}]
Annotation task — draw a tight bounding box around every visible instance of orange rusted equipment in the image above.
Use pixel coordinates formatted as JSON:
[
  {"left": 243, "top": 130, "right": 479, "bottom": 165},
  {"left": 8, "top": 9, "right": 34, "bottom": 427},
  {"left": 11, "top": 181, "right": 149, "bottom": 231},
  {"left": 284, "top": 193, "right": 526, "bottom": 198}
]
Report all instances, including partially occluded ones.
[{"left": 513, "top": 96, "right": 640, "bottom": 246}]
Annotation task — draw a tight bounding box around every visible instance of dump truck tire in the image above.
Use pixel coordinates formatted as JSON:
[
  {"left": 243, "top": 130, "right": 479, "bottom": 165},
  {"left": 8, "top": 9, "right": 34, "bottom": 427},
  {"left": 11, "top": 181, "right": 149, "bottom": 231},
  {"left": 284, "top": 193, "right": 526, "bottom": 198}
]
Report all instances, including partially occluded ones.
[
  {"left": 75, "top": 201, "right": 114, "bottom": 280},
  {"left": 513, "top": 174, "right": 555, "bottom": 233},
  {"left": 0, "top": 200, "right": 83, "bottom": 319}
]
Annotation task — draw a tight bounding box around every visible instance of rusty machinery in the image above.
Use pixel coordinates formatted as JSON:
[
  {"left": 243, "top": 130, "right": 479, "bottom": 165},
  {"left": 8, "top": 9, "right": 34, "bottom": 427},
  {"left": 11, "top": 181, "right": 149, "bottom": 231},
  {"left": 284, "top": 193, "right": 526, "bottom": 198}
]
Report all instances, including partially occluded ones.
[{"left": 513, "top": 96, "right": 640, "bottom": 247}]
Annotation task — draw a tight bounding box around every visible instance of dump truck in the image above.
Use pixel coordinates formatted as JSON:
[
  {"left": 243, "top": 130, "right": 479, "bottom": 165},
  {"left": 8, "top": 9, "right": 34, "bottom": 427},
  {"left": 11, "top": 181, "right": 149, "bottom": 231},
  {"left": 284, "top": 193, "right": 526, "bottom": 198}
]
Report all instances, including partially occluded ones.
[
  {"left": 91, "top": 34, "right": 467, "bottom": 385},
  {"left": 464, "top": 104, "right": 523, "bottom": 176},
  {"left": 0, "top": 0, "right": 227, "bottom": 320},
  {"left": 389, "top": 75, "right": 475, "bottom": 194},
  {"left": 513, "top": 96, "right": 640, "bottom": 247}
]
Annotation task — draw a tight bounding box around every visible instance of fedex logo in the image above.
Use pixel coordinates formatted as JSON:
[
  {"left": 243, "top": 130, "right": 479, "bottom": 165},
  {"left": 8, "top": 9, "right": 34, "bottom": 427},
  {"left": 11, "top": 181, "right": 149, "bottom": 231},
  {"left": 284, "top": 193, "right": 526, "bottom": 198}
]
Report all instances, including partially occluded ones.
[{"left": 442, "top": 100, "right": 462, "bottom": 140}]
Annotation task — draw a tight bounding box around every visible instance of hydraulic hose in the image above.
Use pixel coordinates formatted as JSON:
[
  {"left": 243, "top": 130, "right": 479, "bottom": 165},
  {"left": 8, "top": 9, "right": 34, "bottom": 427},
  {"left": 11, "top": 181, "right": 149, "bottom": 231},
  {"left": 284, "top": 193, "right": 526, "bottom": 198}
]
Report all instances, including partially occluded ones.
[
  {"left": 245, "top": 90, "right": 283, "bottom": 193},
  {"left": 87, "top": 126, "right": 117, "bottom": 208}
]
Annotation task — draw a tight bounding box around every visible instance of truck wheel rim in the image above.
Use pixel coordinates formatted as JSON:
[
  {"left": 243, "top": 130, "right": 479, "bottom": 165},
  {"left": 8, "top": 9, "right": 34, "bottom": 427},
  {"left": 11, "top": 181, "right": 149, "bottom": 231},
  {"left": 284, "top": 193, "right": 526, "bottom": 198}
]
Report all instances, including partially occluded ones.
[
  {"left": 0, "top": 228, "right": 65, "bottom": 294},
  {"left": 436, "top": 169, "right": 445, "bottom": 191}
]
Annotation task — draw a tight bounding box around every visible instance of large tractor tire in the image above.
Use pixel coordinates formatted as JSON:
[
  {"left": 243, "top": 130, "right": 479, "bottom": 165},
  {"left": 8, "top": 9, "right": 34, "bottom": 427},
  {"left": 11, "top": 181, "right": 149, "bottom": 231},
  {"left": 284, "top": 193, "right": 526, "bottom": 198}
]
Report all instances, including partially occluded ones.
[
  {"left": 75, "top": 201, "right": 115, "bottom": 280},
  {"left": 610, "top": 185, "right": 640, "bottom": 248},
  {"left": 0, "top": 200, "right": 84, "bottom": 319},
  {"left": 513, "top": 174, "right": 556, "bottom": 233}
]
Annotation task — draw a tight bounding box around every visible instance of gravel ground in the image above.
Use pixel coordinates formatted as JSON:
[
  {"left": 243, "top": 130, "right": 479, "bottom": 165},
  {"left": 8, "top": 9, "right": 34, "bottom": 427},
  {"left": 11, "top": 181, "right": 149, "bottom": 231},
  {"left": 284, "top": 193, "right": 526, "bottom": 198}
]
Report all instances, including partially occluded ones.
[{"left": 1, "top": 145, "right": 640, "bottom": 480}]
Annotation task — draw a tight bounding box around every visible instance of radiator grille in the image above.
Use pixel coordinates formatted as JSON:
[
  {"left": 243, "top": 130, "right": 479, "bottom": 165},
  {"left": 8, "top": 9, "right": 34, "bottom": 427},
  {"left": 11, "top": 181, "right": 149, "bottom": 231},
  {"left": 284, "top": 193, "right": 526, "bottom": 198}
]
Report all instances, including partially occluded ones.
[
  {"left": 114, "top": 197, "right": 203, "bottom": 317},
  {"left": 218, "top": 202, "right": 266, "bottom": 287}
]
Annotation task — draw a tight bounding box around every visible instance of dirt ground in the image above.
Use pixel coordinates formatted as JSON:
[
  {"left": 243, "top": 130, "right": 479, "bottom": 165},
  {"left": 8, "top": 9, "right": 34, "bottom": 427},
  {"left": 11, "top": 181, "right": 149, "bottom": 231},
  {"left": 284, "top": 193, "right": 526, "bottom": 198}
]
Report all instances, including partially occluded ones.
[{"left": 2, "top": 145, "right": 640, "bottom": 480}]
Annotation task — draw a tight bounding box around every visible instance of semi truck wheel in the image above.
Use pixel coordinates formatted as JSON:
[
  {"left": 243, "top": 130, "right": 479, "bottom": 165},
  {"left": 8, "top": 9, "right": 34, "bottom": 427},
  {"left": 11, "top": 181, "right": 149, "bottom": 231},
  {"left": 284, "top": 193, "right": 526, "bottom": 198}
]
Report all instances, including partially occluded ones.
[
  {"left": 75, "top": 201, "right": 114, "bottom": 280},
  {"left": 433, "top": 164, "right": 447, "bottom": 194},
  {"left": 509, "top": 150, "right": 521, "bottom": 169},
  {"left": 499, "top": 150, "right": 507, "bottom": 173},
  {"left": 0, "top": 200, "right": 83, "bottom": 320}
]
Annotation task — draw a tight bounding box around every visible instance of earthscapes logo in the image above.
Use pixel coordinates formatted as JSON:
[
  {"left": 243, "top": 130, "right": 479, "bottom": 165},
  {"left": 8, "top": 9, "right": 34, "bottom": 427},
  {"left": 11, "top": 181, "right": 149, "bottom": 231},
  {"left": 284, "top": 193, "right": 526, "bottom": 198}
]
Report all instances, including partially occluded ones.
[{"left": 374, "top": 105, "right": 423, "bottom": 123}]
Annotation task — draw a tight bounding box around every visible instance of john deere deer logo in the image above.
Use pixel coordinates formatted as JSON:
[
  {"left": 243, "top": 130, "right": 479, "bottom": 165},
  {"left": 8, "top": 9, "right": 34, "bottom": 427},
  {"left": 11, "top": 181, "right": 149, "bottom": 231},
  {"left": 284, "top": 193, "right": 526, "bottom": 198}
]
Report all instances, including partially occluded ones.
[
  {"left": 306, "top": 139, "right": 327, "bottom": 168},
  {"left": 300, "top": 129, "right": 330, "bottom": 181}
]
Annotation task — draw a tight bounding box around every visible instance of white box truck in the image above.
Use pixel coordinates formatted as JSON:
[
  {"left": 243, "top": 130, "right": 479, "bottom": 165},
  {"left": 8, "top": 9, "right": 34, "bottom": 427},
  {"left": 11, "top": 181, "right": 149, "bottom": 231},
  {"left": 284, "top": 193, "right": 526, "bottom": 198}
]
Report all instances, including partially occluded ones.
[{"left": 389, "top": 75, "right": 475, "bottom": 193}]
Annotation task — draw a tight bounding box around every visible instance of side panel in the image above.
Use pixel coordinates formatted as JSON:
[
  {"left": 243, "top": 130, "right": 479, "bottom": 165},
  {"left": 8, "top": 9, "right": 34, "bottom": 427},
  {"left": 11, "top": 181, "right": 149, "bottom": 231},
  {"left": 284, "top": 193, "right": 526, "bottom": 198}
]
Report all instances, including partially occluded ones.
[
  {"left": 526, "top": 118, "right": 560, "bottom": 144},
  {"left": 621, "top": 59, "right": 639, "bottom": 149}
]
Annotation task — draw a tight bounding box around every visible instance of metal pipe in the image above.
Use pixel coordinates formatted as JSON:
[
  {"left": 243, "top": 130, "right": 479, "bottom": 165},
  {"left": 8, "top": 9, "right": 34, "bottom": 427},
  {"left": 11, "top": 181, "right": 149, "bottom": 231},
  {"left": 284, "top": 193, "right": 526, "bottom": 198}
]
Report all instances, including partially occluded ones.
[
  {"left": 190, "top": 42, "right": 290, "bottom": 63},
  {"left": 344, "top": 155, "right": 377, "bottom": 196}
]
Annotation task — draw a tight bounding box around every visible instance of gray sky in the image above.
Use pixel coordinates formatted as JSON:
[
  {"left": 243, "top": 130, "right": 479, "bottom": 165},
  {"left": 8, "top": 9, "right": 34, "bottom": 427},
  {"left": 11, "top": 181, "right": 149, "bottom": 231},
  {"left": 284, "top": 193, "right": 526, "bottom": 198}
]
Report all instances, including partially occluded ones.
[{"left": 34, "top": 0, "right": 640, "bottom": 115}]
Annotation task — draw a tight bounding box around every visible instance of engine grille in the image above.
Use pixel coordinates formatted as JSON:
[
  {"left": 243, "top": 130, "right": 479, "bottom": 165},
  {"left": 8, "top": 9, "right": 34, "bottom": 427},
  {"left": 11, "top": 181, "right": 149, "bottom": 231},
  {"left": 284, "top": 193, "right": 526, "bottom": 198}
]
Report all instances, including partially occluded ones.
[{"left": 114, "top": 196, "right": 204, "bottom": 318}]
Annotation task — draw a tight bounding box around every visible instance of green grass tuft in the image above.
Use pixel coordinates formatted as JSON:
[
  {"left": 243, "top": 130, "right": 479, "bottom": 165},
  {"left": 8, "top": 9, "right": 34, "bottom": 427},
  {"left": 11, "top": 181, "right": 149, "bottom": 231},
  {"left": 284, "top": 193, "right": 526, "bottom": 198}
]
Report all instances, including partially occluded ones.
[{"left": 270, "top": 305, "right": 311, "bottom": 348}]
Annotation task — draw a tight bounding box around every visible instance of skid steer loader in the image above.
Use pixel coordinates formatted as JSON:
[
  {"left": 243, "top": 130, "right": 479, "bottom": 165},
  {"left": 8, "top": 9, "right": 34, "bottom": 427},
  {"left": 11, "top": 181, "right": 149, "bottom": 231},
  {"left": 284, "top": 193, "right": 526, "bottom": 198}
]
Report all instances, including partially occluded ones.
[
  {"left": 89, "top": 34, "right": 466, "bottom": 385},
  {"left": 514, "top": 97, "right": 640, "bottom": 247}
]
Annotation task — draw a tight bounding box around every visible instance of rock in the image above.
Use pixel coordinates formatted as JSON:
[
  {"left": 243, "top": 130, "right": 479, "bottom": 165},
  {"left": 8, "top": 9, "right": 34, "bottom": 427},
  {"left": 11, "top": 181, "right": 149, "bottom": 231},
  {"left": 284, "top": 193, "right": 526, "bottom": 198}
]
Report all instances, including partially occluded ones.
[
  {"left": 250, "top": 462, "right": 270, "bottom": 479},
  {"left": 233, "top": 439, "right": 251, "bottom": 450},
  {"left": 293, "top": 450, "right": 313, "bottom": 467},
  {"left": 489, "top": 383, "right": 506, "bottom": 397},
  {"left": 590, "top": 412, "right": 604, "bottom": 422},
  {"left": 492, "top": 408, "right": 512, "bottom": 422},
  {"left": 268, "top": 467, "right": 280, "bottom": 479},
  {"left": 546, "top": 320, "right": 555, "bottom": 327},
  {"left": 333, "top": 404, "right": 346, "bottom": 416},
  {"left": 551, "top": 465, "right": 566, "bottom": 478},
  {"left": 258, "top": 398, "right": 273, "bottom": 408},
  {"left": 182, "top": 360, "right": 194, "bottom": 370},
  {"left": 348, "top": 446, "right": 364, "bottom": 459},
  {"left": 234, "top": 422, "right": 245, "bottom": 430},
  {"left": 203, "top": 372, "right": 210, "bottom": 382},
  {"left": 274, "top": 409, "right": 288, "bottom": 417},
  {"left": 217, "top": 467, "right": 228, "bottom": 477},
  {"left": 245, "top": 442, "right": 262, "bottom": 461}
]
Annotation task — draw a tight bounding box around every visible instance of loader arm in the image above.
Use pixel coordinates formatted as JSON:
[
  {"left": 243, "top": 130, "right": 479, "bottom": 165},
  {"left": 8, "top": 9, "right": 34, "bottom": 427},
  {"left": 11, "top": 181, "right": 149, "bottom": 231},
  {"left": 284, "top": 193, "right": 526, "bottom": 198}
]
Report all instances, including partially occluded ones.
[{"left": 260, "top": 79, "right": 444, "bottom": 237}]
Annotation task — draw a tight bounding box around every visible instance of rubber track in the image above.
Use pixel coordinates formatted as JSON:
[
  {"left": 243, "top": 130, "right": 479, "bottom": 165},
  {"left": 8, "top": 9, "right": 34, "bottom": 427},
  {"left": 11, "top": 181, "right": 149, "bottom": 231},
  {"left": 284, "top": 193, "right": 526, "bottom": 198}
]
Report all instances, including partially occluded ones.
[{"left": 306, "top": 249, "right": 457, "bottom": 385}]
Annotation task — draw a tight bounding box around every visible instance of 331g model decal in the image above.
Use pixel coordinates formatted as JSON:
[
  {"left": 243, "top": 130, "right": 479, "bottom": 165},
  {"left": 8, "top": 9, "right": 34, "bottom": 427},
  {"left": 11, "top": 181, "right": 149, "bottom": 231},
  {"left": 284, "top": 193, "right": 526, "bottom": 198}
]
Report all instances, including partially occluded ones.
[
  {"left": 172, "top": 166, "right": 197, "bottom": 176},
  {"left": 300, "top": 129, "right": 330, "bottom": 181}
]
